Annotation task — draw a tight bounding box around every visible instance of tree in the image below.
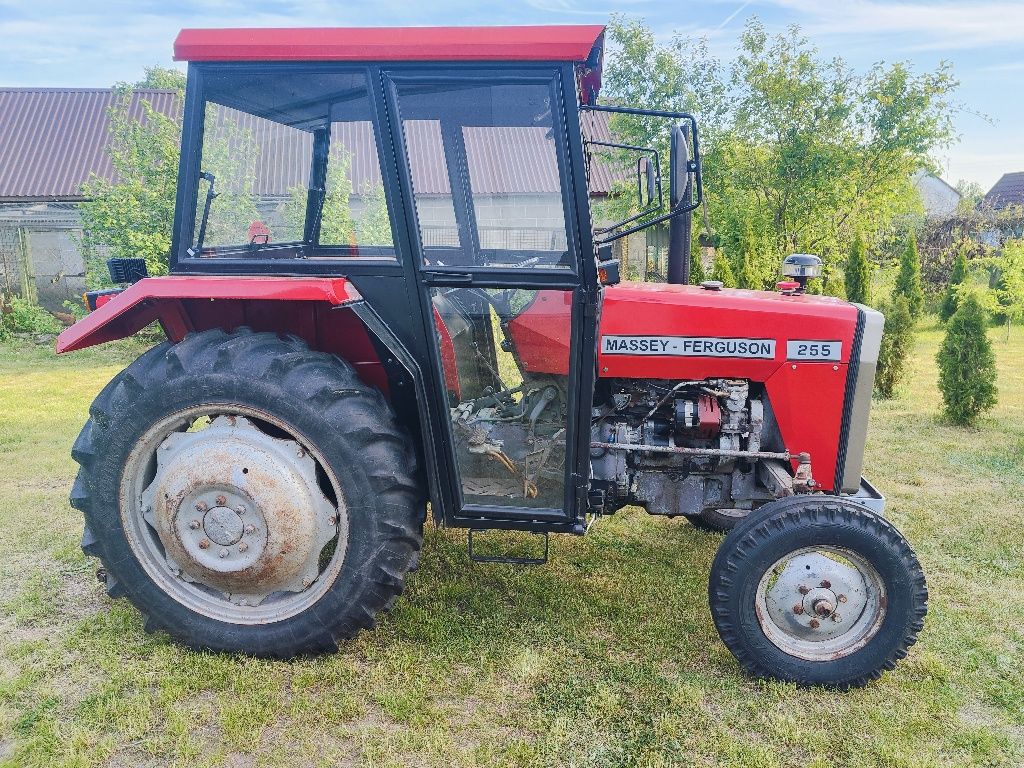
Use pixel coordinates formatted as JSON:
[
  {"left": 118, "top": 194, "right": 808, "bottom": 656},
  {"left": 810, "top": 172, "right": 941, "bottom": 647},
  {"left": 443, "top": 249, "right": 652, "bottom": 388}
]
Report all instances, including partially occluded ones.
[
  {"left": 993, "top": 239, "right": 1024, "bottom": 338},
  {"left": 936, "top": 292, "right": 997, "bottom": 425},
  {"left": 939, "top": 244, "right": 969, "bottom": 321},
  {"left": 601, "top": 17, "right": 958, "bottom": 286},
  {"left": 894, "top": 233, "right": 925, "bottom": 318},
  {"left": 134, "top": 66, "right": 186, "bottom": 91},
  {"left": 875, "top": 295, "right": 914, "bottom": 398},
  {"left": 844, "top": 234, "right": 871, "bottom": 305},
  {"left": 711, "top": 251, "right": 737, "bottom": 287},
  {"left": 79, "top": 86, "right": 181, "bottom": 284},
  {"left": 689, "top": 238, "right": 707, "bottom": 284}
]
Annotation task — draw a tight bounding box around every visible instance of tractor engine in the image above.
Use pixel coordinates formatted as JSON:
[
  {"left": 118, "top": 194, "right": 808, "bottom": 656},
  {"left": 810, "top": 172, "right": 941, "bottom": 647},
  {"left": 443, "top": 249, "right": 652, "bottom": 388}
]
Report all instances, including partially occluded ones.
[{"left": 591, "top": 378, "right": 794, "bottom": 520}]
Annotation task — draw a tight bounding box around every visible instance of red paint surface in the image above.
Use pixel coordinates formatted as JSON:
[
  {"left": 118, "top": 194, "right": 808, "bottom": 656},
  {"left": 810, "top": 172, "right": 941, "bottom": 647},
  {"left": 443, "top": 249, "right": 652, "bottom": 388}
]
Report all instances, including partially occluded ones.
[
  {"left": 506, "top": 290, "right": 573, "bottom": 374},
  {"left": 56, "top": 276, "right": 389, "bottom": 392},
  {"left": 433, "top": 306, "right": 461, "bottom": 398},
  {"left": 174, "top": 26, "right": 605, "bottom": 63},
  {"left": 598, "top": 282, "right": 859, "bottom": 491}
]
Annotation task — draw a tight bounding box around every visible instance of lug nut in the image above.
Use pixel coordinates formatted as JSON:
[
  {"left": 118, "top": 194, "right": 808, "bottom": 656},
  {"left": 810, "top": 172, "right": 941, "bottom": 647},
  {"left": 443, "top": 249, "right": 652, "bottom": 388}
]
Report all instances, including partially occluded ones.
[
  {"left": 216, "top": 495, "right": 227, "bottom": 506},
  {"left": 798, "top": 585, "right": 810, "bottom": 595},
  {"left": 235, "top": 505, "right": 246, "bottom": 515},
  {"left": 831, "top": 613, "right": 842, "bottom": 623},
  {"left": 792, "top": 604, "right": 804, "bottom": 615},
  {"left": 189, "top": 519, "right": 201, "bottom": 530},
  {"left": 243, "top": 524, "right": 255, "bottom": 535},
  {"left": 301, "top": 578, "right": 312, "bottom": 589},
  {"left": 838, "top": 594, "right": 848, "bottom": 603},
  {"left": 238, "top": 542, "right": 249, "bottom": 552},
  {"left": 198, "top": 539, "right": 210, "bottom": 549},
  {"left": 195, "top": 501, "right": 208, "bottom": 512},
  {"left": 820, "top": 579, "right": 832, "bottom": 589},
  {"left": 809, "top": 618, "right": 820, "bottom": 629},
  {"left": 219, "top": 548, "right": 229, "bottom": 559}
]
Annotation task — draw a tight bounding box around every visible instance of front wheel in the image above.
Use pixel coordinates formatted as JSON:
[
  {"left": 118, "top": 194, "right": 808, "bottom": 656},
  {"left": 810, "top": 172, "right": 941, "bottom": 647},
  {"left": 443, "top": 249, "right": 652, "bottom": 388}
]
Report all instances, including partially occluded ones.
[{"left": 708, "top": 497, "right": 927, "bottom": 688}]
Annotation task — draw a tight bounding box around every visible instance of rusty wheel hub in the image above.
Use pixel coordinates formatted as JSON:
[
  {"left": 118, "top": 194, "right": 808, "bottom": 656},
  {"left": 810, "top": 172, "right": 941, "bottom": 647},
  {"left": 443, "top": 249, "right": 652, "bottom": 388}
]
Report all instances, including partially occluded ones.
[
  {"left": 756, "top": 546, "right": 886, "bottom": 661},
  {"left": 139, "top": 415, "right": 342, "bottom": 609}
]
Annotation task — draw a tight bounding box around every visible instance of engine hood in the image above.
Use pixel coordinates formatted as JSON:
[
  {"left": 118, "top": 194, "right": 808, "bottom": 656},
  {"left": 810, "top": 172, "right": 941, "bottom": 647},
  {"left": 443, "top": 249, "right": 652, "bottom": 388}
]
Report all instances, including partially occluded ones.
[{"left": 598, "top": 281, "right": 858, "bottom": 381}]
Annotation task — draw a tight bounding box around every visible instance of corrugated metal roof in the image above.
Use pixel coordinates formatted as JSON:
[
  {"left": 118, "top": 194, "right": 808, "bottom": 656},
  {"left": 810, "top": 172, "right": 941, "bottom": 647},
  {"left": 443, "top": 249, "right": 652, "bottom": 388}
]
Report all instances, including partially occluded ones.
[
  {"left": 0, "top": 88, "right": 181, "bottom": 202},
  {"left": 985, "top": 172, "right": 1024, "bottom": 209},
  {"left": 0, "top": 87, "right": 622, "bottom": 202}
]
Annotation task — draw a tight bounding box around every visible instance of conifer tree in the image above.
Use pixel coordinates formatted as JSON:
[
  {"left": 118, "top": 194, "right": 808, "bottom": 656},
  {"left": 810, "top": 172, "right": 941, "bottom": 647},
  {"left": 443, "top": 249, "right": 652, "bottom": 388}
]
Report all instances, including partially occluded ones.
[
  {"left": 936, "top": 292, "right": 997, "bottom": 425},
  {"left": 844, "top": 234, "right": 871, "bottom": 305},
  {"left": 940, "top": 245, "right": 969, "bottom": 321},
  {"left": 875, "top": 296, "right": 914, "bottom": 398},
  {"left": 894, "top": 233, "right": 925, "bottom": 318},
  {"left": 711, "top": 251, "right": 737, "bottom": 287}
]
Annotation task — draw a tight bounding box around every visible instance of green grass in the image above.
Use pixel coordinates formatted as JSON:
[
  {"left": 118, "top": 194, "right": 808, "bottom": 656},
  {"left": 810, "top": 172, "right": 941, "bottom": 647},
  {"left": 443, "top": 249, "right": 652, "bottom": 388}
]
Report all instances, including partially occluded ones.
[{"left": 0, "top": 324, "right": 1023, "bottom": 767}]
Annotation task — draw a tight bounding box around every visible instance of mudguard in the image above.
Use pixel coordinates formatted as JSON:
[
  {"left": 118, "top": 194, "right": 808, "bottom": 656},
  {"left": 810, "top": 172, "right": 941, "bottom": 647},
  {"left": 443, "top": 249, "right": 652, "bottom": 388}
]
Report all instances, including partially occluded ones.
[{"left": 56, "top": 276, "right": 360, "bottom": 353}]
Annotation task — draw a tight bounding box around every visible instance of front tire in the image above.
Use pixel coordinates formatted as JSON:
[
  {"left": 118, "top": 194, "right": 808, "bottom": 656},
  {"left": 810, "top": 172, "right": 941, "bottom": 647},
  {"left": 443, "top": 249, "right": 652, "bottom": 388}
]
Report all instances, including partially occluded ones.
[
  {"left": 708, "top": 496, "right": 926, "bottom": 688},
  {"left": 72, "top": 329, "right": 424, "bottom": 656}
]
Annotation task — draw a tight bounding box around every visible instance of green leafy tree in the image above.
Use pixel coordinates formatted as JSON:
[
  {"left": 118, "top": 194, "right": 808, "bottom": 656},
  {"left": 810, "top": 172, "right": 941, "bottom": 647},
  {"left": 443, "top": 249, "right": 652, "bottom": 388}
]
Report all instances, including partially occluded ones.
[
  {"left": 875, "top": 295, "right": 914, "bottom": 398},
  {"left": 993, "top": 239, "right": 1024, "bottom": 338},
  {"left": 939, "top": 243, "right": 969, "bottom": 321},
  {"left": 711, "top": 251, "right": 737, "bottom": 287},
  {"left": 689, "top": 244, "right": 706, "bottom": 284},
  {"left": 601, "top": 17, "right": 958, "bottom": 286},
  {"left": 135, "top": 66, "right": 186, "bottom": 90},
  {"left": 936, "top": 291, "right": 997, "bottom": 425},
  {"left": 79, "top": 86, "right": 181, "bottom": 284},
  {"left": 844, "top": 234, "right": 871, "bottom": 305},
  {"left": 894, "top": 232, "right": 925, "bottom": 318}
]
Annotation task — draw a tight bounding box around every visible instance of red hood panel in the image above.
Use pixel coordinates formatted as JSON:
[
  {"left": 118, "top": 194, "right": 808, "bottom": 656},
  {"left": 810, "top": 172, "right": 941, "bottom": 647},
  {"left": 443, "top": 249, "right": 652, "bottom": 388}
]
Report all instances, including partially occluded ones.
[{"left": 598, "top": 282, "right": 858, "bottom": 381}]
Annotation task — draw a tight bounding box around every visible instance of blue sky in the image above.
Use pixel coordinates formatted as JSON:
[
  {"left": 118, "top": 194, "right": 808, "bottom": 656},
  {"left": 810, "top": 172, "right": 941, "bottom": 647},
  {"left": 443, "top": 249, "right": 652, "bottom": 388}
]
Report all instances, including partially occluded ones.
[{"left": 1, "top": 0, "right": 1022, "bottom": 189}]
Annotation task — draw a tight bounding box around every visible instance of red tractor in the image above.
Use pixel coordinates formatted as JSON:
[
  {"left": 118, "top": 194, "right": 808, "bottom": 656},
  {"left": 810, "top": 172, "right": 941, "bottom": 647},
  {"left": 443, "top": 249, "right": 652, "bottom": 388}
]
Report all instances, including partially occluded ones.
[{"left": 60, "top": 25, "right": 925, "bottom": 688}]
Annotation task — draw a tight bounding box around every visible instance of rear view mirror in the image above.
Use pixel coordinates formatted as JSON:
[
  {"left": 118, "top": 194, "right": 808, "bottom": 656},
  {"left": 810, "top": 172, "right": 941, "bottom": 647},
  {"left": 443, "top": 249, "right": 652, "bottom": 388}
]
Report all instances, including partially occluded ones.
[
  {"left": 669, "top": 125, "right": 690, "bottom": 210},
  {"left": 640, "top": 156, "right": 656, "bottom": 207}
]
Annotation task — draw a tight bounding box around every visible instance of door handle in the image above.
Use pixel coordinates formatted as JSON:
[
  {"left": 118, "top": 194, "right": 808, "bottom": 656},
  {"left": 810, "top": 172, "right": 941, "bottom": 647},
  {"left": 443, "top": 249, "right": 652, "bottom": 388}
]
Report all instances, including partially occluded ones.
[{"left": 422, "top": 271, "right": 473, "bottom": 285}]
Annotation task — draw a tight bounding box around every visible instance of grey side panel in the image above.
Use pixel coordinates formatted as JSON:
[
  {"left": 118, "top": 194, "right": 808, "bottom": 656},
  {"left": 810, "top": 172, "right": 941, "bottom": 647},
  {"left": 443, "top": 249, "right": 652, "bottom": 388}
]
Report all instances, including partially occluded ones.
[{"left": 841, "top": 305, "right": 884, "bottom": 493}]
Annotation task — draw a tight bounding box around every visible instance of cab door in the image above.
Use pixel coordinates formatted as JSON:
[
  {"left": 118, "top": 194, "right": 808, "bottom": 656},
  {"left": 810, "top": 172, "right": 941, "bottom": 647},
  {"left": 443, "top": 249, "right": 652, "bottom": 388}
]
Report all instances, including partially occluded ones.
[{"left": 381, "top": 66, "right": 597, "bottom": 528}]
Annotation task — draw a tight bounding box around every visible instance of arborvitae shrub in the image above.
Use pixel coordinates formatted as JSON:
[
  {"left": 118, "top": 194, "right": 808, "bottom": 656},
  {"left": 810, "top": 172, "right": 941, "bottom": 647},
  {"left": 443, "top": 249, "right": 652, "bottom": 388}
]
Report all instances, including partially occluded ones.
[
  {"left": 875, "top": 295, "right": 914, "bottom": 398},
  {"left": 940, "top": 248, "right": 968, "bottom": 321},
  {"left": 844, "top": 234, "right": 871, "bottom": 305},
  {"left": 936, "top": 292, "right": 997, "bottom": 425},
  {"left": 711, "top": 251, "right": 737, "bottom": 287},
  {"left": 689, "top": 242, "right": 707, "bottom": 284},
  {"left": 894, "top": 233, "right": 925, "bottom": 318}
]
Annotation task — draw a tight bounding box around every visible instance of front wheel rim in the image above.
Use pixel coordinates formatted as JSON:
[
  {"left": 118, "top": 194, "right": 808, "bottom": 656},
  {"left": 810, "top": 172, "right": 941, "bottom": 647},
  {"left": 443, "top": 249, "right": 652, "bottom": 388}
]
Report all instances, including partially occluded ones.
[
  {"left": 119, "top": 405, "right": 349, "bottom": 625},
  {"left": 755, "top": 545, "right": 886, "bottom": 661}
]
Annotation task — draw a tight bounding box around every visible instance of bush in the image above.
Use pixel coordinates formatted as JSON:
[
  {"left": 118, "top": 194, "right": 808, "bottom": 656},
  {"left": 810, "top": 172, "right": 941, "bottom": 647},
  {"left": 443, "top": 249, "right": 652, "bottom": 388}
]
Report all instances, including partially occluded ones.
[
  {"left": 711, "top": 251, "right": 737, "bottom": 287},
  {"left": 0, "top": 295, "right": 62, "bottom": 336},
  {"left": 875, "top": 296, "right": 914, "bottom": 398},
  {"left": 936, "top": 292, "right": 997, "bottom": 425},
  {"left": 895, "top": 233, "right": 925, "bottom": 318},
  {"left": 844, "top": 234, "right": 871, "bottom": 305},
  {"left": 939, "top": 247, "right": 968, "bottom": 321}
]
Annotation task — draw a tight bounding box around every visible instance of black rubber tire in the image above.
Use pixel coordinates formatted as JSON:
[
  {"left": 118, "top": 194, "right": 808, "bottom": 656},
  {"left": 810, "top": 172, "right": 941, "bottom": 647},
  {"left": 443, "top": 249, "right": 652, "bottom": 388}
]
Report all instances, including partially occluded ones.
[
  {"left": 708, "top": 496, "right": 927, "bottom": 688},
  {"left": 72, "top": 328, "right": 425, "bottom": 657}
]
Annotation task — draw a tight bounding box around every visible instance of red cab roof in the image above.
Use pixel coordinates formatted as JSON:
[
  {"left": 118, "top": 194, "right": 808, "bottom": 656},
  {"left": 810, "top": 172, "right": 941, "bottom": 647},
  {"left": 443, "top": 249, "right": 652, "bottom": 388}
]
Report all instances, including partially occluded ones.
[{"left": 173, "top": 25, "right": 605, "bottom": 63}]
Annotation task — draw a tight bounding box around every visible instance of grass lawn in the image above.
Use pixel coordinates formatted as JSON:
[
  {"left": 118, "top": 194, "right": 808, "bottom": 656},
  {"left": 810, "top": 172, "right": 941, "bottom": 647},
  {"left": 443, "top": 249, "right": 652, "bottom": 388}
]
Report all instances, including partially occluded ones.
[{"left": 0, "top": 323, "right": 1022, "bottom": 767}]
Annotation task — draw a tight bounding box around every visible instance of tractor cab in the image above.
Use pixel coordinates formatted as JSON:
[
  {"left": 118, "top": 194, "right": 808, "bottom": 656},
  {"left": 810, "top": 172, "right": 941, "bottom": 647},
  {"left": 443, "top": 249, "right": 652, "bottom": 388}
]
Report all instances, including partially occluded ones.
[{"left": 160, "top": 25, "right": 700, "bottom": 532}]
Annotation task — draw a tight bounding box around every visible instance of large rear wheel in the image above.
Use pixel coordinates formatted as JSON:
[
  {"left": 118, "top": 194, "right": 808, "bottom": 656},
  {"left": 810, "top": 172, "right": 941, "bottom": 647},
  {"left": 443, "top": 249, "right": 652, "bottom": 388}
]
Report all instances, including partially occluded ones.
[
  {"left": 72, "top": 329, "right": 424, "bottom": 656},
  {"left": 708, "top": 496, "right": 927, "bottom": 688}
]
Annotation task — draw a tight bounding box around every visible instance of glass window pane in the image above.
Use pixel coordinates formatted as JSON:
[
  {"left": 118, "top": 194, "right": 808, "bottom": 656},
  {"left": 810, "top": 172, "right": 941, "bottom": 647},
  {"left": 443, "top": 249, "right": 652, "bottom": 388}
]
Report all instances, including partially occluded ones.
[
  {"left": 397, "top": 79, "right": 571, "bottom": 269},
  {"left": 193, "top": 69, "right": 395, "bottom": 259},
  {"left": 431, "top": 287, "right": 572, "bottom": 509}
]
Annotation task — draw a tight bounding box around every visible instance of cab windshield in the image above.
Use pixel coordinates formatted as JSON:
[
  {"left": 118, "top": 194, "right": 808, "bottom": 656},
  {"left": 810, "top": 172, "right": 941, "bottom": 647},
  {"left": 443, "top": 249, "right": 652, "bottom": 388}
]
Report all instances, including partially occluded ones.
[{"left": 189, "top": 68, "right": 396, "bottom": 260}]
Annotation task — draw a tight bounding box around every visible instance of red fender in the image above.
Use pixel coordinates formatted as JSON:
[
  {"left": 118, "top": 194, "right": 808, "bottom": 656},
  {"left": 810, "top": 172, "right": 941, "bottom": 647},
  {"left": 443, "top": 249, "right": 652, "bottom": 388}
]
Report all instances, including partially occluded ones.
[{"left": 55, "top": 276, "right": 392, "bottom": 391}]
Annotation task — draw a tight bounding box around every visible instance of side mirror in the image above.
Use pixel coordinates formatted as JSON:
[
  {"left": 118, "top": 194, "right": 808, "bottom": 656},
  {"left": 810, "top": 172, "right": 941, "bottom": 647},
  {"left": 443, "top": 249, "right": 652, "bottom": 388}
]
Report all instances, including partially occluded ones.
[
  {"left": 669, "top": 125, "right": 690, "bottom": 209},
  {"left": 640, "top": 156, "right": 656, "bottom": 207}
]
